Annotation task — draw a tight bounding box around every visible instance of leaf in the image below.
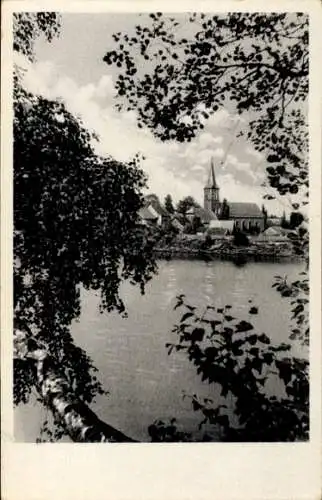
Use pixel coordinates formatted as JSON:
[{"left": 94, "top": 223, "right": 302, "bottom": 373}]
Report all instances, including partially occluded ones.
[
  {"left": 248, "top": 306, "right": 258, "bottom": 315},
  {"left": 192, "top": 399, "right": 202, "bottom": 411},
  {"left": 204, "top": 346, "right": 218, "bottom": 359},
  {"left": 210, "top": 320, "right": 222, "bottom": 328},
  {"left": 263, "top": 195, "right": 275, "bottom": 200},
  {"left": 258, "top": 333, "right": 270, "bottom": 344},
  {"left": 217, "top": 415, "right": 229, "bottom": 427},
  {"left": 180, "top": 312, "right": 194, "bottom": 323},
  {"left": 262, "top": 352, "right": 274, "bottom": 365},
  {"left": 246, "top": 334, "right": 257, "bottom": 345},
  {"left": 235, "top": 321, "right": 254, "bottom": 333},
  {"left": 267, "top": 154, "right": 280, "bottom": 163},
  {"left": 191, "top": 328, "right": 205, "bottom": 343},
  {"left": 221, "top": 386, "right": 228, "bottom": 397},
  {"left": 249, "top": 347, "right": 259, "bottom": 356},
  {"left": 252, "top": 356, "right": 263, "bottom": 374}
]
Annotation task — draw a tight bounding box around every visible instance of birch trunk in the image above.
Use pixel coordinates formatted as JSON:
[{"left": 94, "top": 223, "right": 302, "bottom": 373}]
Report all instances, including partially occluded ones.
[{"left": 16, "top": 332, "right": 137, "bottom": 443}]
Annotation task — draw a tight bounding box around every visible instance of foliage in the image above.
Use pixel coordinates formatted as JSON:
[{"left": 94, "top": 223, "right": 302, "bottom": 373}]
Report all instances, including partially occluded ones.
[
  {"left": 219, "top": 198, "right": 230, "bottom": 220},
  {"left": 184, "top": 215, "right": 203, "bottom": 235},
  {"left": 233, "top": 231, "right": 250, "bottom": 247},
  {"left": 289, "top": 211, "right": 304, "bottom": 229},
  {"left": 104, "top": 12, "right": 308, "bottom": 201},
  {"left": 261, "top": 205, "right": 268, "bottom": 230},
  {"left": 148, "top": 418, "right": 192, "bottom": 442},
  {"left": 176, "top": 195, "right": 197, "bottom": 215},
  {"left": 164, "top": 194, "right": 175, "bottom": 214},
  {"left": 273, "top": 272, "right": 309, "bottom": 345},
  {"left": 13, "top": 13, "right": 157, "bottom": 424},
  {"left": 13, "top": 12, "right": 310, "bottom": 443},
  {"left": 13, "top": 12, "right": 61, "bottom": 61},
  {"left": 103, "top": 10, "right": 309, "bottom": 377},
  {"left": 165, "top": 296, "right": 309, "bottom": 441}
]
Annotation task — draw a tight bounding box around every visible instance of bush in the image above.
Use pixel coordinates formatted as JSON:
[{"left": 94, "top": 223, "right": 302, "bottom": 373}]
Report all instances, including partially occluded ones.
[
  {"left": 233, "top": 231, "right": 250, "bottom": 247},
  {"left": 165, "top": 296, "right": 309, "bottom": 442}
]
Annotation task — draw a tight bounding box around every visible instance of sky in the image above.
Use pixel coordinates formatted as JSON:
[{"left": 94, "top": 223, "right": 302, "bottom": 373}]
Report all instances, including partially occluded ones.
[{"left": 16, "top": 13, "right": 295, "bottom": 215}]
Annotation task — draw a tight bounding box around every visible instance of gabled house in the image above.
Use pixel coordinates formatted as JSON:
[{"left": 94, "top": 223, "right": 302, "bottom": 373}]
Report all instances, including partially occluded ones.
[
  {"left": 208, "top": 219, "right": 235, "bottom": 235},
  {"left": 138, "top": 204, "right": 161, "bottom": 226},
  {"left": 144, "top": 194, "right": 171, "bottom": 226}
]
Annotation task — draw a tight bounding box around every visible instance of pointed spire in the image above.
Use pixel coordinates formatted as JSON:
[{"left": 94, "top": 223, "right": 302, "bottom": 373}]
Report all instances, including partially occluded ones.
[{"left": 206, "top": 157, "right": 218, "bottom": 188}]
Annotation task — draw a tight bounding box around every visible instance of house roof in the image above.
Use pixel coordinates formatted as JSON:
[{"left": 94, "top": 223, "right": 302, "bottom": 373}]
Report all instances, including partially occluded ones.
[
  {"left": 138, "top": 206, "right": 159, "bottom": 221},
  {"left": 267, "top": 216, "right": 282, "bottom": 223},
  {"left": 194, "top": 206, "right": 217, "bottom": 222},
  {"left": 228, "top": 202, "right": 263, "bottom": 218},
  {"left": 144, "top": 195, "right": 169, "bottom": 216},
  {"left": 264, "top": 226, "right": 283, "bottom": 236}
]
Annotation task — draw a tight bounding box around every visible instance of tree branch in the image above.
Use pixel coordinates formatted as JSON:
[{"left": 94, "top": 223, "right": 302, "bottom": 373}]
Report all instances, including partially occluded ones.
[{"left": 204, "top": 62, "right": 308, "bottom": 79}]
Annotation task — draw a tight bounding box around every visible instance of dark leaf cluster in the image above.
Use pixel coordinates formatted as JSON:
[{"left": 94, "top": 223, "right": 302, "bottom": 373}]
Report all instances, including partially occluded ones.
[
  {"left": 104, "top": 13, "right": 308, "bottom": 199},
  {"left": 166, "top": 295, "right": 309, "bottom": 441}
]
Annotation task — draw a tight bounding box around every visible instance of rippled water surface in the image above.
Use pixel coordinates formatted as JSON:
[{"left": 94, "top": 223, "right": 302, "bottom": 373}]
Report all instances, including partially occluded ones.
[{"left": 15, "top": 259, "right": 305, "bottom": 442}]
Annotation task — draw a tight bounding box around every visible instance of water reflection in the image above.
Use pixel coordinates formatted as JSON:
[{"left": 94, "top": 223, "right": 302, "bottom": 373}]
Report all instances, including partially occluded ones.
[{"left": 15, "top": 259, "right": 304, "bottom": 442}]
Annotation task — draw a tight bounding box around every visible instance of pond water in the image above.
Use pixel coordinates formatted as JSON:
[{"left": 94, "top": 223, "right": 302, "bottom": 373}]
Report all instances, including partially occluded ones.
[{"left": 15, "top": 259, "right": 305, "bottom": 442}]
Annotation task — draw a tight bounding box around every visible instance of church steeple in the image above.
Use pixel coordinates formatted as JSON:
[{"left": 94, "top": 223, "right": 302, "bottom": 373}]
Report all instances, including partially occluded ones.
[
  {"left": 206, "top": 157, "right": 218, "bottom": 188},
  {"left": 204, "top": 158, "right": 220, "bottom": 214}
]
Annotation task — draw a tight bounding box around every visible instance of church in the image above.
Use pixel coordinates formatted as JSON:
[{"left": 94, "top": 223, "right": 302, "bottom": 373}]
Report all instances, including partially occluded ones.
[{"left": 203, "top": 159, "right": 265, "bottom": 233}]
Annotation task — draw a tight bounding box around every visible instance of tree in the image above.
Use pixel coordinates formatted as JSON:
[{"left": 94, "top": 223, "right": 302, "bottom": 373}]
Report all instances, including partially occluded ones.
[
  {"left": 191, "top": 215, "right": 202, "bottom": 233},
  {"left": 281, "top": 210, "right": 289, "bottom": 229},
  {"left": 13, "top": 13, "right": 157, "bottom": 441},
  {"left": 13, "top": 12, "right": 61, "bottom": 61},
  {"left": 233, "top": 231, "right": 250, "bottom": 247},
  {"left": 14, "top": 12, "right": 310, "bottom": 442},
  {"left": 164, "top": 194, "right": 175, "bottom": 214},
  {"left": 183, "top": 215, "right": 203, "bottom": 234},
  {"left": 164, "top": 296, "right": 308, "bottom": 442},
  {"left": 104, "top": 12, "right": 310, "bottom": 440},
  {"left": 219, "top": 198, "right": 230, "bottom": 220},
  {"left": 104, "top": 13, "right": 308, "bottom": 203},
  {"left": 261, "top": 204, "right": 268, "bottom": 229},
  {"left": 176, "top": 195, "right": 197, "bottom": 215},
  {"left": 290, "top": 211, "right": 304, "bottom": 229}
]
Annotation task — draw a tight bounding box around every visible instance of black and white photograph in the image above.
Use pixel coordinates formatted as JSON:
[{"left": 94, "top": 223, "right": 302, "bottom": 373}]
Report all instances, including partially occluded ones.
[{"left": 9, "top": 8, "right": 314, "bottom": 448}]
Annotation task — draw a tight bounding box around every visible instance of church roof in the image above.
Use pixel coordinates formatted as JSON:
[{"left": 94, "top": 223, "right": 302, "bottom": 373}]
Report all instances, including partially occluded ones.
[
  {"left": 194, "top": 206, "right": 217, "bottom": 222},
  {"left": 228, "top": 202, "right": 263, "bottom": 218},
  {"left": 205, "top": 158, "right": 218, "bottom": 188}
]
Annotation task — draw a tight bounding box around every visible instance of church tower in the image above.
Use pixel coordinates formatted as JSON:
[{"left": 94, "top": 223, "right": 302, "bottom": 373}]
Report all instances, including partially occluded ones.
[{"left": 204, "top": 158, "right": 220, "bottom": 215}]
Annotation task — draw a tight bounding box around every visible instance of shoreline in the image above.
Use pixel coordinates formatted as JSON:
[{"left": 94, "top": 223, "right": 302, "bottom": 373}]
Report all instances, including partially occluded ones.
[{"left": 153, "top": 247, "right": 303, "bottom": 263}]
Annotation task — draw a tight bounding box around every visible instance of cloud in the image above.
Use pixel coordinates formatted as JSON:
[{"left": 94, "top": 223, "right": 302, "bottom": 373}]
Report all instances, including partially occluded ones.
[
  {"left": 191, "top": 164, "right": 205, "bottom": 171},
  {"left": 207, "top": 109, "right": 242, "bottom": 130},
  {"left": 18, "top": 55, "right": 208, "bottom": 203},
  {"left": 197, "top": 149, "right": 217, "bottom": 165},
  {"left": 212, "top": 148, "right": 225, "bottom": 159},
  {"left": 219, "top": 173, "right": 265, "bottom": 205},
  {"left": 18, "top": 54, "right": 284, "bottom": 213},
  {"left": 245, "top": 145, "right": 264, "bottom": 161},
  {"left": 226, "top": 154, "right": 251, "bottom": 171}
]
